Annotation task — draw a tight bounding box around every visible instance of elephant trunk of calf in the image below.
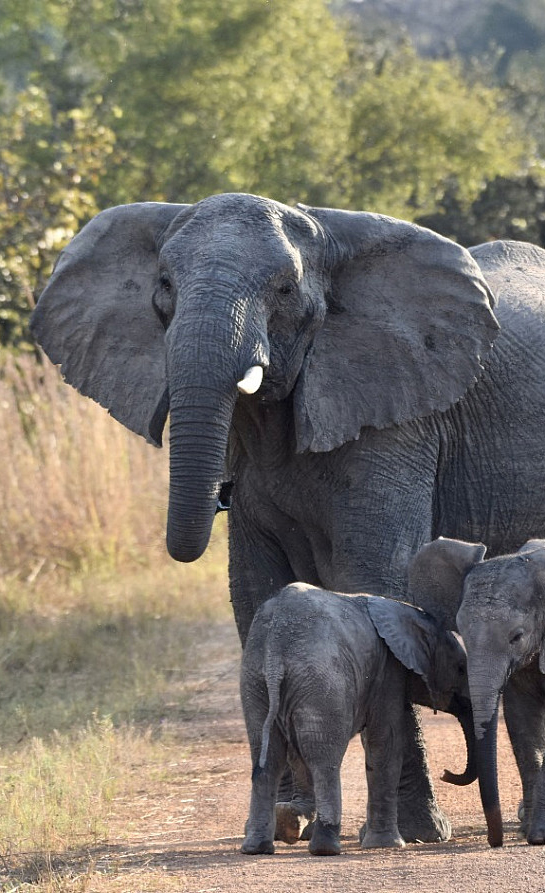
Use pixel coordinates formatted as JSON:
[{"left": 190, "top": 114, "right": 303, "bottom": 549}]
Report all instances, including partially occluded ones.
[
  {"left": 475, "top": 704, "right": 503, "bottom": 847},
  {"left": 441, "top": 694, "right": 478, "bottom": 786}
]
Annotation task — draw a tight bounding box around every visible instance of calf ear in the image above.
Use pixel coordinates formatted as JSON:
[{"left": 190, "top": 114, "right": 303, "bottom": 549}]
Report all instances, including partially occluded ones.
[
  {"left": 408, "top": 537, "right": 487, "bottom": 629},
  {"left": 367, "top": 595, "right": 438, "bottom": 683},
  {"left": 517, "top": 540, "right": 545, "bottom": 559}
]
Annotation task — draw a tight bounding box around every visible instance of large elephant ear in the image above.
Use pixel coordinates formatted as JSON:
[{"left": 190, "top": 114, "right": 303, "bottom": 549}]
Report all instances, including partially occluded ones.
[
  {"left": 294, "top": 208, "right": 499, "bottom": 452},
  {"left": 408, "top": 537, "right": 487, "bottom": 630},
  {"left": 367, "top": 595, "right": 438, "bottom": 682},
  {"left": 30, "top": 201, "right": 191, "bottom": 446}
]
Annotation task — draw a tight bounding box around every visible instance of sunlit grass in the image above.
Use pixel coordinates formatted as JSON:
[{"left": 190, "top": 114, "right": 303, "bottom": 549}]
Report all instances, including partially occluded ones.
[{"left": 0, "top": 354, "right": 232, "bottom": 887}]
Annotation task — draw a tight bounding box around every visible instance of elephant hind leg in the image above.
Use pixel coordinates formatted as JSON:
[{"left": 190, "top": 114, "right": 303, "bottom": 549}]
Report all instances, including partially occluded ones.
[
  {"left": 274, "top": 747, "right": 315, "bottom": 844},
  {"left": 242, "top": 723, "right": 287, "bottom": 855},
  {"left": 308, "top": 763, "right": 343, "bottom": 856}
]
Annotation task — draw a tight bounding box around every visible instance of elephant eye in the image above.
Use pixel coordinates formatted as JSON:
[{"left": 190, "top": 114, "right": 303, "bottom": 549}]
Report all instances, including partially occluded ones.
[
  {"left": 152, "top": 290, "right": 173, "bottom": 331},
  {"left": 509, "top": 629, "right": 524, "bottom": 645},
  {"left": 277, "top": 279, "right": 296, "bottom": 297},
  {"left": 159, "top": 272, "right": 172, "bottom": 291}
]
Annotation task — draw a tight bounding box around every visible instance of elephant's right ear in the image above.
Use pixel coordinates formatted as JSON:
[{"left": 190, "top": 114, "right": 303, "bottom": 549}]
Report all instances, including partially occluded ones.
[
  {"left": 30, "top": 202, "right": 191, "bottom": 446},
  {"left": 408, "top": 537, "right": 487, "bottom": 629},
  {"left": 367, "top": 595, "right": 438, "bottom": 682},
  {"left": 294, "top": 208, "right": 499, "bottom": 453}
]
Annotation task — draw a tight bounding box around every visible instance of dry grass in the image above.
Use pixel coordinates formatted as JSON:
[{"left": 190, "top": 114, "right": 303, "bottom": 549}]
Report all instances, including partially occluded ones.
[
  {"left": 0, "top": 354, "right": 231, "bottom": 889},
  {"left": 0, "top": 352, "right": 173, "bottom": 577}
]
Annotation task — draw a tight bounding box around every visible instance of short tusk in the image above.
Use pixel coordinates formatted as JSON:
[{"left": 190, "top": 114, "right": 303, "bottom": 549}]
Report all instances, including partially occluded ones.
[{"left": 237, "top": 365, "right": 263, "bottom": 395}]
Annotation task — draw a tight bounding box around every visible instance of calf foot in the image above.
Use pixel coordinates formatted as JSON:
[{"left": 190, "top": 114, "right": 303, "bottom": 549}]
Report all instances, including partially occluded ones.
[
  {"left": 359, "top": 825, "right": 406, "bottom": 849},
  {"left": 309, "top": 821, "right": 341, "bottom": 856},
  {"left": 275, "top": 801, "right": 315, "bottom": 844},
  {"left": 241, "top": 835, "right": 275, "bottom": 855}
]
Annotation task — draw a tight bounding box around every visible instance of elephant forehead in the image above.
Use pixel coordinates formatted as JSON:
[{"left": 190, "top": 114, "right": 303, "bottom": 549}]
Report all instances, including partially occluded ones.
[
  {"left": 458, "top": 595, "right": 518, "bottom": 624},
  {"left": 163, "top": 194, "right": 322, "bottom": 267},
  {"left": 463, "top": 556, "right": 534, "bottom": 606}
]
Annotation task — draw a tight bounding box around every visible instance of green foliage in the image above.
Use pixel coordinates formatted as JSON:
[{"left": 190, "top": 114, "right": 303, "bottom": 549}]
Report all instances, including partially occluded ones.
[
  {"left": 345, "top": 44, "right": 530, "bottom": 219},
  {"left": 66, "top": 0, "right": 350, "bottom": 206},
  {"left": 417, "top": 173, "right": 545, "bottom": 248},
  {"left": 0, "top": 85, "right": 116, "bottom": 348},
  {"left": 0, "top": 0, "right": 541, "bottom": 347}
]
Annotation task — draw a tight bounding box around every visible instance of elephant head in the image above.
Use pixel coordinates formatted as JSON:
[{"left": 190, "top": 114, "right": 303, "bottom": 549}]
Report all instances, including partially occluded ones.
[
  {"left": 31, "top": 193, "right": 498, "bottom": 563},
  {"left": 408, "top": 537, "right": 545, "bottom": 847},
  {"left": 367, "top": 594, "right": 477, "bottom": 790}
]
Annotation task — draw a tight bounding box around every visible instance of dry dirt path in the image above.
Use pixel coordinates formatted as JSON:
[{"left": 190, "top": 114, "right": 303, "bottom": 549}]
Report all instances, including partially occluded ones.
[{"left": 89, "top": 620, "right": 545, "bottom": 893}]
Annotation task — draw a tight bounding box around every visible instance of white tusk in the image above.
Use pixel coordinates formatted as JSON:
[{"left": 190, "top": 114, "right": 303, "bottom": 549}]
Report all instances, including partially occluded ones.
[{"left": 237, "top": 365, "right": 263, "bottom": 395}]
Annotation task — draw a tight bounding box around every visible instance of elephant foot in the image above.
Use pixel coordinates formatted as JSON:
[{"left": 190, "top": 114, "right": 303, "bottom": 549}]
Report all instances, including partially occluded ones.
[
  {"left": 359, "top": 825, "right": 406, "bottom": 849},
  {"left": 308, "top": 821, "right": 341, "bottom": 856},
  {"left": 396, "top": 800, "right": 451, "bottom": 843},
  {"left": 241, "top": 835, "right": 275, "bottom": 855},
  {"left": 527, "top": 815, "right": 545, "bottom": 846},
  {"left": 527, "top": 831, "right": 545, "bottom": 845},
  {"left": 274, "top": 801, "right": 315, "bottom": 844}
]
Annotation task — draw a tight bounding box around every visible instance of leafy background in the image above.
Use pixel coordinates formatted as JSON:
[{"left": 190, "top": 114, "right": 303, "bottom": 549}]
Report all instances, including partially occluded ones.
[{"left": 2, "top": 0, "right": 545, "bottom": 348}]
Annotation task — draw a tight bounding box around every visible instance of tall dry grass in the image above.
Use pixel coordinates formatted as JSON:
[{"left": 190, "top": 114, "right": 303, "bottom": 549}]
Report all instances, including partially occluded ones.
[
  {"left": 0, "top": 353, "right": 232, "bottom": 886},
  {"left": 0, "top": 352, "right": 174, "bottom": 577}
]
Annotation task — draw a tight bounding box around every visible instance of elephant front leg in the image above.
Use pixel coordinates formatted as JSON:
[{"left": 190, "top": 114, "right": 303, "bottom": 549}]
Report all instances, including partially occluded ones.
[
  {"left": 504, "top": 667, "right": 545, "bottom": 844},
  {"left": 330, "top": 427, "right": 449, "bottom": 842},
  {"left": 396, "top": 705, "right": 451, "bottom": 843},
  {"left": 359, "top": 682, "right": 406, "bottom": 849}
]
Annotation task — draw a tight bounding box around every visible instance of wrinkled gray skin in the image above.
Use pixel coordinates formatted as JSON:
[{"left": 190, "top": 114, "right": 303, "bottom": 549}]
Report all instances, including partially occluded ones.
[
  {"left": 30, "top": 193, "right": 545, "bottom": 843},
  {"left": 410, "top": 537, "right": 545, "bottom": 848},
  {"left": 240, "top": 583, "right": 475, "bottom": 856}
]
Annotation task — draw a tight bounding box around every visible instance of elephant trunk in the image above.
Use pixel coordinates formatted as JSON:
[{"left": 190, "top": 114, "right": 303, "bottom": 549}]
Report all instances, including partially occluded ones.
[
  {"left": 164, "top": 281, "right": 267, "bottom": 563},
  {"left": 441, "top": 694, "right": 478, "bottom": 786},
  {"left": 475, "top": 704, "right": 503, "bottom": 847},
  {"left": 464, "top": 659, "right": 505, "bottom": 847},
  {"left": 166, "top": 387, "right": 237, "bottom": 562}
]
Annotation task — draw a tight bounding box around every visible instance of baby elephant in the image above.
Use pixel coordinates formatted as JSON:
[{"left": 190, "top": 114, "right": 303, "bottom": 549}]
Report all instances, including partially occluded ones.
[
  {"left": 410, "top": 537, "right": 545, "bottom": 847},
  {"left": 240, "top": 582, "right": 475, "bottom": 856}
]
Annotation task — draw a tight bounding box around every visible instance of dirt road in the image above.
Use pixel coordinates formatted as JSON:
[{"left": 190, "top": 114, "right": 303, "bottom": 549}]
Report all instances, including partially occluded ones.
[{"left": 92, "top": 620, "right": 545, "bottom": 893}]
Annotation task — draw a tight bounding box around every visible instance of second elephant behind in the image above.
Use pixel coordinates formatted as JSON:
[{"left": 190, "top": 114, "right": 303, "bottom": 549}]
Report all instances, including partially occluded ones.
[
  {"left": 240, "top": 582, "right": 476, "bottom": 856},
  {"left": 410, "top": 536, "right": 545, "bottom": 847}
]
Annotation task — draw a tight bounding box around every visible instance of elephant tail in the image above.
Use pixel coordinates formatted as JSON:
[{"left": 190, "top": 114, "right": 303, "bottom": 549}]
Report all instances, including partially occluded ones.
[{"left": 255, "top": 647, "right": 284, "bottom": 778}]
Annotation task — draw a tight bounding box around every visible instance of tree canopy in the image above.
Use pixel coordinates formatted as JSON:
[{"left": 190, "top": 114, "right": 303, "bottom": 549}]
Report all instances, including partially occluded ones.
[{"left": 0, "top": 0, "right": 539, "bottom": 348}]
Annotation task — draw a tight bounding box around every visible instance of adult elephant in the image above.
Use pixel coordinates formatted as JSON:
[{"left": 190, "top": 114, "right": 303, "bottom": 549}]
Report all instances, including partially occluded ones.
[{"left": 30, "top": 192, "right": 545, "bottom": 843}]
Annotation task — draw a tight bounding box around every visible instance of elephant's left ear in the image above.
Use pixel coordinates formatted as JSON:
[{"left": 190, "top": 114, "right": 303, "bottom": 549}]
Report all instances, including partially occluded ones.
[
  {"left": 294, "top": 208, "right": 499, "bottom": 452},
  {"left": 367, "top": 595, "right": 438, "bottom": 682},
  {"left": 30, "top": 202, "right": 191, "bottom": 446}
]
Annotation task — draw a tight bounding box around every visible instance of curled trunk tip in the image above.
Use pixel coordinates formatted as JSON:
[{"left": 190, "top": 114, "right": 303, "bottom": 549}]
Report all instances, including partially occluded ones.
[{"left": 441, "top": 766, "right": 477, "bottom": 786}]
